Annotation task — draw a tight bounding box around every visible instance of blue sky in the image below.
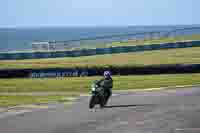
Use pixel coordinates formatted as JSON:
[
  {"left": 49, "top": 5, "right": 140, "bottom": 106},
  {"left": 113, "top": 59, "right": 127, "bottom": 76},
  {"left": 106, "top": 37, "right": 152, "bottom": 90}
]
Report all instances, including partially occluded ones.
[{"left": 1, "top": 0, "right": 199, "bottom": 27}]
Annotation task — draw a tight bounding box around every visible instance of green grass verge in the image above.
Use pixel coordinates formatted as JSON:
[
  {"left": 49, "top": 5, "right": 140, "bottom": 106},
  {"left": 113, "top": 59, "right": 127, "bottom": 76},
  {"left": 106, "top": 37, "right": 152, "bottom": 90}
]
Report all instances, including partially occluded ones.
[
  {"left": 1, "top": 47, "right": 200, "bottom": 69},
  {"left": 1, "top": 73, "right": 200, "bottom": 107},
  {"left": 59, "top": 34, "right": 200, "bottom": 49},
  {"left": 0, "top": 74, "right": 200, "bottom": 93},
  {"left": 106, "top": 34, "right": 200, "bottom": 47},
  {"left": 66, "top": 34, "right": 200, "bottom": 49},
  {"left": 0, "top": 95, "right": 69, "bottom": 107}
]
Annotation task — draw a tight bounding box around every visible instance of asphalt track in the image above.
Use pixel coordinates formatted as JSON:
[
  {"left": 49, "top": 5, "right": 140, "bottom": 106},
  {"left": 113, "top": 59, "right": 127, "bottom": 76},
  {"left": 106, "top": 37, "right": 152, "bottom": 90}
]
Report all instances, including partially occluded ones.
[{"left": 1, "top": 87, "right": 200, "bottom": 133}]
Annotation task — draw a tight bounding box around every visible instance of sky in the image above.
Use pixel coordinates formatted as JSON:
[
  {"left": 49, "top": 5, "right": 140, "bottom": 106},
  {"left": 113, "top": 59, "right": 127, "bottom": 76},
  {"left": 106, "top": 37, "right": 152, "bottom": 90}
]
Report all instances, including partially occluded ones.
[{"left": 1, "top": 0, "right": 200, "bottom": 27}]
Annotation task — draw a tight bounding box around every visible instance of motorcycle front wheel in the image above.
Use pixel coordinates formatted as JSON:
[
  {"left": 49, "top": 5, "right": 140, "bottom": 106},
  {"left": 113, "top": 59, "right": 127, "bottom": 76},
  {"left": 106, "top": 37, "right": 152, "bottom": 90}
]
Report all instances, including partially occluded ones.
[{"left": 89, "top": 96, "right": 96, "bottom": 109}]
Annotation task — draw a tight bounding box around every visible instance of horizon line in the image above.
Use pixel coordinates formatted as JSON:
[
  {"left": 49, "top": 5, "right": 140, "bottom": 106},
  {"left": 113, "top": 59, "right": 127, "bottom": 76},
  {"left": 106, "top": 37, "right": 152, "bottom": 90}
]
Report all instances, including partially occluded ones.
[{"left": 0, "top": 24, "right": 200, "bottom": 29}]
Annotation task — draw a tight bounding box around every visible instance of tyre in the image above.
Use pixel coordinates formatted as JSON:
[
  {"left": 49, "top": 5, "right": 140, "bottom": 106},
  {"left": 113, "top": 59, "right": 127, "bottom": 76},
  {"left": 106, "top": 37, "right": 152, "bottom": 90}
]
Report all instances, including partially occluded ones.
[{"left": 89, "top": 96, "right": 96, "bottom": 109}]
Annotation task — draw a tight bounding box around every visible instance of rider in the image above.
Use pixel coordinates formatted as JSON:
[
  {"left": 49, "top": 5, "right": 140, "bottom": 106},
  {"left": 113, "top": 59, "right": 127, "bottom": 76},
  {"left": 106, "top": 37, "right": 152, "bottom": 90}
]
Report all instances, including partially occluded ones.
[{"left": 97, "top": 71, "right": 113, "bottom": 105}]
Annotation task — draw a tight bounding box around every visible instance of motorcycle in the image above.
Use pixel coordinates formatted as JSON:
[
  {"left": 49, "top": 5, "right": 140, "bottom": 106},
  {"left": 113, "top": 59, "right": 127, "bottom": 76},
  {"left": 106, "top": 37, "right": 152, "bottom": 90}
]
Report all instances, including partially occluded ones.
[{"left": 89, "top": 80, "right": 109, "bottom": 109}]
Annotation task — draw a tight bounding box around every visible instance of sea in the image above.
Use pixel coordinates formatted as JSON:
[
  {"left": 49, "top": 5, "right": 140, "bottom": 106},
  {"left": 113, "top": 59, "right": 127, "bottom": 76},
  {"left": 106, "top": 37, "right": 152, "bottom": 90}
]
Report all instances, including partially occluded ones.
[{"left": 0, "top": 25, "right": 200, "bottom": 52}]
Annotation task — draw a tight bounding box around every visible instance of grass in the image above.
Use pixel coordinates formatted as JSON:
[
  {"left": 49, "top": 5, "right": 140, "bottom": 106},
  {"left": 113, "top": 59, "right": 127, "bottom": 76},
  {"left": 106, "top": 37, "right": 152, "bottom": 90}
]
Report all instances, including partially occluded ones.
[
  {"left": 67, "top": 34, "right": 200, "bottom": 49},
  {"left": 0, "top": 95, "right": 69, "bottom": 107},
  {"left": 106, "top": 34, "right": 200, "bottom": 47},
  {"left": 1, "top": 73, "right": 200, "bottom": 107},
  {"left": 1, "top": 47, "right": 200, "bottom": 69},
  {"left": 61, "top": 34, "right": 200, "bottom": 49},
  {"left": 0, "top": 74, "right": 200, "bottom": 93}
]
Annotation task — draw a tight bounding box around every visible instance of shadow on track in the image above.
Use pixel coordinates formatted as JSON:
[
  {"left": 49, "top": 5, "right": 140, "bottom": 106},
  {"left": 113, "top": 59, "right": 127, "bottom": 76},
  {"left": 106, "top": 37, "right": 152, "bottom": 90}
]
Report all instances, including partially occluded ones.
[{"left": 104, "top": 104, "right": 155, "bottom": 108}]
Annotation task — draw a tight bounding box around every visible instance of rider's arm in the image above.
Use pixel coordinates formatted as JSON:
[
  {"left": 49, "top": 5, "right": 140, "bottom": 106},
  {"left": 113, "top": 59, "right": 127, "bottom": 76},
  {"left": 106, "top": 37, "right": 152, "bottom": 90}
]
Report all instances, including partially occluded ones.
[
  {"left": 111, "top": 80, "right": 113, "bottom": 88},
  {"left": 96, "top": 78, "right": 104, "bottom": 87},
  {"left": 109, "top": 79, "right": 113, "bottom": 89}
]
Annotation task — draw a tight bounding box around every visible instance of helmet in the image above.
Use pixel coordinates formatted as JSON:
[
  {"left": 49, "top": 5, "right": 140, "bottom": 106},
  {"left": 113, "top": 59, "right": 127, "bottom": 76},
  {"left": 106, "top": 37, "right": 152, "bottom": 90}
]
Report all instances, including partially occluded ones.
[{"left": 104, "top": 71, "right": 111, "bottom": 78}]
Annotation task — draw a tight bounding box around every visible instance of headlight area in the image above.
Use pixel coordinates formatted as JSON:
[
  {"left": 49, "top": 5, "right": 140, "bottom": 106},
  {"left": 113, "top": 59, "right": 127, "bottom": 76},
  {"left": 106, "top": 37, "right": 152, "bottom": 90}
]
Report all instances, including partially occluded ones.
[{"left": 91, "top": 87, "right": 96, "bottom": 91}]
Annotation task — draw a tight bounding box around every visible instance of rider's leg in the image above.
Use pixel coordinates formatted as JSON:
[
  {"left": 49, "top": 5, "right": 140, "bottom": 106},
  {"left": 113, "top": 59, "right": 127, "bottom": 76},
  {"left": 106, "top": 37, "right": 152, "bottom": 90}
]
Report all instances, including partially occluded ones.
[{"left": 105, "top": 89, "right": 111, "bottom": 105}]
